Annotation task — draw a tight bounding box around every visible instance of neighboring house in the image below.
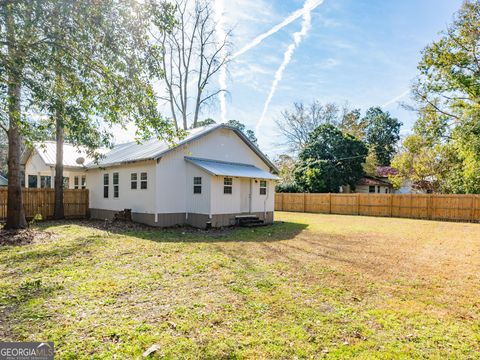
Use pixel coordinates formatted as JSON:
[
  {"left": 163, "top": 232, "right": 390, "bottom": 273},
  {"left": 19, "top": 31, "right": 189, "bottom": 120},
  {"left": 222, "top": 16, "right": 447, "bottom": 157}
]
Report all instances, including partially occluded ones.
[
  {"left": 340, "top": 166, "right": 427, "bottom": 194},
  {"left": 0, "top": 174, "right": 7, "bottom": 187},
  {"left": 86, "top": 124, "right": 278, "bottom": 228},
  {"left": 21, "top": 142, "right": 92, "bottom": 189}
]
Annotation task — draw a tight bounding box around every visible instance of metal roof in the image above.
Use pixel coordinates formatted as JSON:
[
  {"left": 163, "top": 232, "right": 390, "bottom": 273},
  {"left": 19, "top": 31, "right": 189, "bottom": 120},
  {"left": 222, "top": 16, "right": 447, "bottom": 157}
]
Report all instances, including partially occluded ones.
[
  {"left": 23, "top": 142, "right": 95, "bottom": 168},
  {"left": 87, "top": 124, "right": 278, "bottom": 172},
  {"left": 0, "top": 174, "right": 7, "bottom": 186},
  {"left": 185, "top": 157, "right": 279, "bottom": 180}
]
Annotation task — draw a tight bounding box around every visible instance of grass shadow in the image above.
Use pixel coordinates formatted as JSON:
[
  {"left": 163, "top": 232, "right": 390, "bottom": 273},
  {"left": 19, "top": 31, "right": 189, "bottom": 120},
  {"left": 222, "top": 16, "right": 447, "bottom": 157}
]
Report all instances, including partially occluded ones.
[{"left": 121, "top": 221, "right": 309, "bottom": 244}]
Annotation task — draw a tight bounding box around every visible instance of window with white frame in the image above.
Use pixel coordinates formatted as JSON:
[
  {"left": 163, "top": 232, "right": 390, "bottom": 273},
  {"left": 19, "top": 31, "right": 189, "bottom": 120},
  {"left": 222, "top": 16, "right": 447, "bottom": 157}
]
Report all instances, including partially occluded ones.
[
  {"left": 140, "top": 172, "right": 147, "bottom": 189},
  {"left": 193, "top": 177, "right": 202, "bottom": 194},
  {"left": 113, "top": 172, "right": 119, "bottom": 198},
  {"left": 81, "top": 175, "right": 86, "bottom": 189},
  {"left": 224, "top": 177, "right": 232, "bottom": 194},
  {"left": 40, "top": 176, "right": 51, "bottom": 189},
  {"left": 103, "top": 173, "right": 109, "bottom": 198},
  {"left": 131, "top": 173, "right": 137, "bottom": 189},
  {"left": 74, "top": 176, "right": 79, "bottom": 189},
  {"left": 260, "top": 180, "right": 267, "bottom": 195}
]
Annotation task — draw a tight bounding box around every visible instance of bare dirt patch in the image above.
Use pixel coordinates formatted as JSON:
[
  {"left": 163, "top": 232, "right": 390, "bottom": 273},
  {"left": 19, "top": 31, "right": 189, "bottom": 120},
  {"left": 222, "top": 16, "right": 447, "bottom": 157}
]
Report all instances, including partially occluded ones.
[{"left": 0, "top": 228, "right": 54, "bottom": 246}]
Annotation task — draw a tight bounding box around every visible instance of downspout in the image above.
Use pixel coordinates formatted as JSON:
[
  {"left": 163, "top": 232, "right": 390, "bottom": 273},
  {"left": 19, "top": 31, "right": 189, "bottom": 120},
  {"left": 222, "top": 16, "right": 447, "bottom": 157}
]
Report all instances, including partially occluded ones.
[
  {"left": 264, "top": 179, "right": 269, "bottom": 221},
  {"left": 249, "top": 178, "right": 252, "bottom": 214}
]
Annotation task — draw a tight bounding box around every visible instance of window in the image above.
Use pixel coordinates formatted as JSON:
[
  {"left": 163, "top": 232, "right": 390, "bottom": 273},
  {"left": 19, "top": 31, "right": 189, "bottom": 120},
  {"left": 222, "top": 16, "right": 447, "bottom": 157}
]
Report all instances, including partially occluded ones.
[
  {"left": 113, "top": 172, "right": 119, "bottom": 198},
  {"left": 193, "top": 177, "right": 202, "bottom": 194},
  {"left": 385, "top": 188, "right": 389, "bottom": 194},
  {"left": 377, "top": 186, "right": 380, "bottom": 193},
  {"left": 63, "top": 177, "right": 69, "bottom": 189},
  {"left": 140, "top": 172, "right": 147, "bottom": 189},
  {"left": 368, "top": 185, "right": 375, "bottom": 193},
  {"left": 259, "top": 180, "right": 267, "bottom": 195},
  {"left": 40, "top": 176, "right": 51, "bottom": 189},
  {"left": 103, "top": 173, "right": 109, "bottom": 198},
  {"left": 81, "top": 175, "right": 86, "bottom": 189},
  {"left": 28, "top": 175, "right": 38, "bottom": 188},
  {"left": 131, "top": 173, "right": 137, "bottom": 189},
  {"left": 74, "top": 176, "right": 79, "bottom": 189},
  {"left": 224, "top": 177, "right": 232, "bottom": 194}
]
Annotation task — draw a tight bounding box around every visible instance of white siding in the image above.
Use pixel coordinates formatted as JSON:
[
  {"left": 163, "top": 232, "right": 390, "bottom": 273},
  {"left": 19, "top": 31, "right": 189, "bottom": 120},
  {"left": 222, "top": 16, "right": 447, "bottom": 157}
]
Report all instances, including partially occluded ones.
[
  {"left": 155, "top": 127, "right": 273, "bottom": 215},
  {"left": 24, "top": 151, "right": 87, "bottom": 189},
  {"left": 356, "top": 184, "right": 391, "bottom": 194},
  {"left": 87, "top": 161, "right": 156, "bottom": 214},
  {"left": 185, "top": 162, "right": 211, "bottom": 215}
]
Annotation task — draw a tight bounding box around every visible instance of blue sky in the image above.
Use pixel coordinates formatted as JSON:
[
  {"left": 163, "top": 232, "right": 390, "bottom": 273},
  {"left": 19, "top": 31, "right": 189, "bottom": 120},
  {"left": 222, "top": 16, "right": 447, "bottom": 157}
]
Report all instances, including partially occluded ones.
[{"left": 200, "top": 0, "right": 463, "bottom": 157}]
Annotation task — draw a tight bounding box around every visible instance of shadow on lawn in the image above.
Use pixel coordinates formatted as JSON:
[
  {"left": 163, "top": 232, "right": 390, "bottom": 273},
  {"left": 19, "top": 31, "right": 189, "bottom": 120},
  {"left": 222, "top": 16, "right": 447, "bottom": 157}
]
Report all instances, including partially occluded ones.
[{"left": 122, "top": 221, "right": 309, "bottom": 243}]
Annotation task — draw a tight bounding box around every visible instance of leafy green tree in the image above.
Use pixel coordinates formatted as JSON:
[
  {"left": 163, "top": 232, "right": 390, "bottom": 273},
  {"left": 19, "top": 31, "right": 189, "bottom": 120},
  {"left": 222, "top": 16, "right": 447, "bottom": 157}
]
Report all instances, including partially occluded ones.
[
  {"left": 405, "top": 0, "right": 480, "bottom": 193},
  {"left": 225, "top": 120, "right": 258, "bottom": 146},
  {"left": 295, "top": 125, "right": 368, "bottom": 193},
  {"left": 194, "top": 118, "right": 217, "bottom": 127},
  {"left": 274, "top": 154, "right": 299, "bottom": 192},
  {"left": 0, "top": 0, "right": 174, "bottom": 228},
  {"left": 340, "top": 108, "right": 367, "bottom": 139},
  {"left": 362, "top": 107, "right": 401, "bottom": 166}
]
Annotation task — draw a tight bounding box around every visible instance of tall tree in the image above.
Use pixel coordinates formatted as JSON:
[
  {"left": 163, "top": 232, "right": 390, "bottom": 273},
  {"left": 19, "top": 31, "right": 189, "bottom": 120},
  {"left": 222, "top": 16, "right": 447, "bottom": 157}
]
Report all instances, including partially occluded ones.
[
  {"left": 225, "top": 120, "right": 258, "bottom": 146},
  {"left": 402, "top": 0, "right": 480, "bottom": 193},
  {"left": 362, "top": 107, "right": 401, "bottom": 166},
  {"left": 294, "top": 124, "right": 368, "bottom": 193},
  {"left": 149, "top": 0, "right": 231, "bottom": 130},
  {"left": 275, "top": 101, "right": 341, "bottom": 153},
  {"left": 0, "top": 0, "right": 174, "bottom": 228},
  {"left": 339, "top": 108, "right": 367, "bottom": 139},
  {"left": 35, "top": 0, "right": 170, "bottom": 219}
]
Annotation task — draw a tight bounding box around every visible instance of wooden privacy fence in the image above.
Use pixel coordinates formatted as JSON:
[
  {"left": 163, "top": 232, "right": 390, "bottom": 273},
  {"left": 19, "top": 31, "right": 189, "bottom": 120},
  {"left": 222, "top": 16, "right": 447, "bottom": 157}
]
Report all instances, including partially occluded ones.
[
  {"left": 0, "top": 188, "right": 89, "bottom": 220},
  {"left": 275, "top": 193, "right": 480, "bottom": 222}
]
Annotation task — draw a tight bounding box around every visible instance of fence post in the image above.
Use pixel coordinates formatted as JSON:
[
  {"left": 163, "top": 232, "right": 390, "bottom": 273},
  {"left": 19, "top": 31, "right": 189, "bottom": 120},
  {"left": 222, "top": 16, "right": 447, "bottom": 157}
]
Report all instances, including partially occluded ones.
[
  {"left": 356, "top": 193, "right": 360, "bottom": 215},
  {"left": 389, "top": 194, "right": 393, "bottom": 217},
  {"left": 328, "top": 193, "right": 332, "bottom": 214},
  {"left": 427, "top": 194, "right": 433, "bottom": 220},
  {"left": 303, "top": 193, "right": 306, "bottom": 212}
]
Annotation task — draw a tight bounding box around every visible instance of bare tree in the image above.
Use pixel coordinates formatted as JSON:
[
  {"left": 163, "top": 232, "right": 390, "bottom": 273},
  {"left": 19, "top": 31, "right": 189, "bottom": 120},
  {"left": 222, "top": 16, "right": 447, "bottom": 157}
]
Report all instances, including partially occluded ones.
[
  {"left": 149, "top": 0, "right": 231, "bottom": 130},
  {"left": 275, "top": 101, "right": 341, "bottom": 153}
]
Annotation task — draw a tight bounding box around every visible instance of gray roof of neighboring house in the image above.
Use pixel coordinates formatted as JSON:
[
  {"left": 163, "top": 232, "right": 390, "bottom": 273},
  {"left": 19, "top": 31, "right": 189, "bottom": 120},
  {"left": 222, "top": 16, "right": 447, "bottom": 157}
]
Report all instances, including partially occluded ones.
[
  {"left": 0, "top": 174, "right": 7, "bottom": 186},
  {"left": 21, "top": 141, "right": 95, "bottom": 168},
  {"left": 185, "top": 157, "right": 279, "bottom": 180},
  {"left": 87, "top": 124, "right": 278, "bottom": 172}
]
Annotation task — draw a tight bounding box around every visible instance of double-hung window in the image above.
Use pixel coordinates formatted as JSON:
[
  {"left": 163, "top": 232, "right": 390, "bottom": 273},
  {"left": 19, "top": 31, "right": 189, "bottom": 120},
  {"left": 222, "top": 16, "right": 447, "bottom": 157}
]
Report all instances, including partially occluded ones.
[
  {"left": 113, "top": 172, "right": 119, "bottom": 198},
  {"left": 103, "top": 174, "right": 109, "bottom": 198},
  {"left": 40, "top": 176, "right": 51, "bottom": 189},
  {"left": 193, "top": 177, "right": 202, "bottom": 194},
  {"left": 140, "top": 172, "right": 147, "bottom": 189},
  {"left": 224, "top": 177, "right": 232, "bottom": 194},
  {"left": 131, "top": 173, "right": 137, "bottom": 189},
  {"left": 81, "top": 175, "right": 86, "bottom": 189},
  {"left": 259, "top": 180, "right": 267, "bottom": 195},
  {"left": 74, "top": 176, "right": 79, "bottom": 189}
]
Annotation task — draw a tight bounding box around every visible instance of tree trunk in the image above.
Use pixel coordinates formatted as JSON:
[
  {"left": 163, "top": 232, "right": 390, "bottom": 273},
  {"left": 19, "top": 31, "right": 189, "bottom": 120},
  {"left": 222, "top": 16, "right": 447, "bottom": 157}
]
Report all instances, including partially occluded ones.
[
  {"left": 5, "top": 76, "right": 27, "bottom": 230},
  {"left": 53, "top": 110, "right": 65, "bottom": 219}
]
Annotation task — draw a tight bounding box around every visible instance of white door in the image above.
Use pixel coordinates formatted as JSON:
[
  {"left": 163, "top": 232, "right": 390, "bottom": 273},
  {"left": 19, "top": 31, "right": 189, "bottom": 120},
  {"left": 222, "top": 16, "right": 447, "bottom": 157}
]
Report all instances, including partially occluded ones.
[{"left": 240, "top": 178, "right": 251, "bottom": 213}]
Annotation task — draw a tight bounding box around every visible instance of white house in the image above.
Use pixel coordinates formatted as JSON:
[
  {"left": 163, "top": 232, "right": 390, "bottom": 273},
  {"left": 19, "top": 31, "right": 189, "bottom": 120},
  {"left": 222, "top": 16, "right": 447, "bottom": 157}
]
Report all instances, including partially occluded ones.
[
  {"left": 21, "top": 142, "right": 92, "bottom": 189},
  {"left": 85, "top": 124, "right": 278, "bottom": 228}
]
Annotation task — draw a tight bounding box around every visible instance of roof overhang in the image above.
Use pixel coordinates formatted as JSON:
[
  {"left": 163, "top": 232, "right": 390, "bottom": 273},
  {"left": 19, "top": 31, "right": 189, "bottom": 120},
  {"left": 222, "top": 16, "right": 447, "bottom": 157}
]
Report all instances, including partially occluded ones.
[{"left": 185, "top": 156, "right": 279, "bottom": 180}]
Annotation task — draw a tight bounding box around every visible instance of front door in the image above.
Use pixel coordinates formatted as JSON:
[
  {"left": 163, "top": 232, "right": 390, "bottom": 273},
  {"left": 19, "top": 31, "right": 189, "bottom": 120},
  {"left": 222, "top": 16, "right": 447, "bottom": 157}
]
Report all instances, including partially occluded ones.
[{"left": 240, "top": 178, "right": 251, "bottom": 213}]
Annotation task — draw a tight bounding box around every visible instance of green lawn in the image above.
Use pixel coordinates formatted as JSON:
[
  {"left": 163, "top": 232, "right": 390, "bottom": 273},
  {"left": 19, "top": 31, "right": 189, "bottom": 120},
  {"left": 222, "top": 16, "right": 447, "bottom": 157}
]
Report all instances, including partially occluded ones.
[{"left": 1, "top": 213, "right": 479, "bottom": 359}]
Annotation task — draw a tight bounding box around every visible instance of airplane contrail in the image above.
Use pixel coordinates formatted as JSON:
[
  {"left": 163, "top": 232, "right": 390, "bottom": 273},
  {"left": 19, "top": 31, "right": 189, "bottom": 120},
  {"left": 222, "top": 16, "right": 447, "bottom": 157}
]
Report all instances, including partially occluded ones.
[
  {"left": 231, "top": 0, "right": 323, "bottom": 59},
  {"left": 213, "top": 0, "right": 227, "bottom": 122},
  {"left": 382, "top": 89, "right": 410, "bottom": 108},
  {"left": 256, "top": 0, "right": 322, "bottom": 135}
]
